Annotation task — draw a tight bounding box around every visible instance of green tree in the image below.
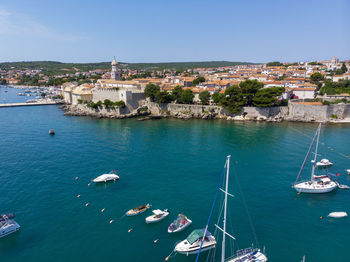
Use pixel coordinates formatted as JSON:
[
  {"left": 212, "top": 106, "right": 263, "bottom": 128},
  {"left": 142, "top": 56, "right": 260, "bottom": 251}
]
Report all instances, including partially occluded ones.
[
  {"left": 155, "top": 90, "right": 174, "bottom": 103},
  {"left": 310, "top": 72, "right": 324, "bottom": 83},
  {"left": 267, "top": 61, "right": 283, "bottom": 67},
  {"left": 172, "top": 85, "right": 183, "bottom": 102},
  {"left": 319, "top": 79, "right": 350, "bottom": 95},
  {"left": 114, "top": 101, "right": 126, "bottom": 108},
  {"left": 41, "top": 92, "right": 47, "bottom": 97},
  {"left": 199, "top": 90, "right": 210, "bottom": 105},
  {"left": 178, "top": 89, "right": 194, "bottom": 104},
  {"left": 212, "top": 92, "right": 224, "bottom": 104},
  {"left": 340, "top": 63, "right": 347, "bottom": 74},
  {"left": 103, "top": 99, "right": 114, "bottom": 108},
  {"left": 239, "top": 79, "right": 264, "bottom": 106},
  {"left": 252, "top": 87, "right": 285, "bottom": 107},
  {"left": 144, "top": 83, "right": 160, "bottom": 101},
  {"left": 192, "top": 76, "right": 205, "bottom": 86},
  {"left": 220, "top": 85, "right": 244, "bottom": 114}
]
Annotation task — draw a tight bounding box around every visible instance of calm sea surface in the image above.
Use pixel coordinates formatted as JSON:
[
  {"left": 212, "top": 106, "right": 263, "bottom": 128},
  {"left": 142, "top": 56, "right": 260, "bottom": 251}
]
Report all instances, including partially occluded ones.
[{"left": 1, "top": 86, "right": 350, "bottom": 262}]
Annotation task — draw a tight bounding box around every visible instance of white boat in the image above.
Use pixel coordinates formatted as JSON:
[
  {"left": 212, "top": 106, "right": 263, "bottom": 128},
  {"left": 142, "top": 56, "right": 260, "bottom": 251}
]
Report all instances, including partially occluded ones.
[
  {"left": 316, "top": 159, "right": 333, "bottom": 168},
  {"left": 92, "top": 171, "right": 119, "bottom": 183},
  {"left": 145, "top": 209, "right": 169, "bottom": 223},
  {"left": 126, "top": 204, "right": 151, "bottom": 216},
  {"left": 168, "top": 214, "right": 192, "bottom": 233},
  {"left": 346, "top": 169, "right": 350, "bottom": 175},
  {"left": 328, "top": 212, "right": 347, "bottom": 218},
  {"left": 293, "top": 124, "right": 338, "bottom": 194},
  {"left": 0, "top": 214, "right": 20, "bottom": 239},
  {"left": 174, "top": 229, "right": 216, "bottom": 255}
]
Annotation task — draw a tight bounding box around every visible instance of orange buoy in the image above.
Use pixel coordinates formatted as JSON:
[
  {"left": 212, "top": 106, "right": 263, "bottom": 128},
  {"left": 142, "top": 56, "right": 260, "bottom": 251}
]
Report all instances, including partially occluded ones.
[
  {"left": 128, "top": 228, "right": 133, "bottom": 233},
  {"left": 165, "top": 256, "right": 169, "bottom": 261}
]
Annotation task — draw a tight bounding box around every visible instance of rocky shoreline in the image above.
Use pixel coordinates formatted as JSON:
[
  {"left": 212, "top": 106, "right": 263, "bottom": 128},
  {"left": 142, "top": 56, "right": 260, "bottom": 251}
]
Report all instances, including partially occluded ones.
[
  {"left": 61, "top": 104, "right": 151, "bottom": 119},
  {"left": 61, "top": 103, "right": 350, "bottom": 124}
]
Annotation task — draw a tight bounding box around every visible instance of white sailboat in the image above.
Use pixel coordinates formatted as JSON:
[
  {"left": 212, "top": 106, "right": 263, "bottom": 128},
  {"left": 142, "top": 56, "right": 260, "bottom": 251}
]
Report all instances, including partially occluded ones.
[
  {"left": 293, "top": 124, "right": 338, "bottom": 194},
  {"left": 196, "top": 155, "right": 267, "bottom": 262}
]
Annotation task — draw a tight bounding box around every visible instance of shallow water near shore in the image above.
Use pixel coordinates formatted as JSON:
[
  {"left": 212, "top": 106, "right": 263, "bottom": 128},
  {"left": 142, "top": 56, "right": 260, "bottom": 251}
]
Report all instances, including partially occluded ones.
[{"left": 1, "top": 89, "right": 350, "bottom": 261}]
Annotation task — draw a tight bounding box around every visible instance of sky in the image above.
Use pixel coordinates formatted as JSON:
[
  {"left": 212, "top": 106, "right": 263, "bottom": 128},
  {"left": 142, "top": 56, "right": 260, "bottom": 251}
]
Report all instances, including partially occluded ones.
[{"left": 0, "top": 0, "right": 349, "bottom": 63}]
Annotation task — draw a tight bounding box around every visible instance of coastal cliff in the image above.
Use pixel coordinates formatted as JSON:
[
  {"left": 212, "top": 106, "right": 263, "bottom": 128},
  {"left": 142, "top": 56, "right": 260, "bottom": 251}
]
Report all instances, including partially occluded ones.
[{"left": 61, "top": 102, "right": 350, "bottom": 123}]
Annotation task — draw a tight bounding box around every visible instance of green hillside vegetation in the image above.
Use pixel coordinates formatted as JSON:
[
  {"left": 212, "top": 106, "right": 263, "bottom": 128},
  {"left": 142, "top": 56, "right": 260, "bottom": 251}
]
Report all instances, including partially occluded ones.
[
  {"left": 319, "top": 80, "right": 350, "bottom": 95},
  {"left": 0, "top": 60, "right": 256, "bottom": 73}
]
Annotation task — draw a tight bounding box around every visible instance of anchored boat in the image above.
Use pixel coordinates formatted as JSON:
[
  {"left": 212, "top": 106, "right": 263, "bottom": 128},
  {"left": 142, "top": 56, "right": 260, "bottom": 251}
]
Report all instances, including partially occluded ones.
[
  {"left": 126, "top": 204, "right": 151, "bottom": 216},
  {"left": 145, "top": 209, "right": 169, "bottom": 224},
  {"left": 168, "top": 214, "right": 192, "bottom": 233},
  {"left": 0, "top": 213, "right": 20, "bottom": 239},
  {"left": 174, "top": 229, "right": 216, "bottom": 255},
  {"left": 316, "top": 159, "right": 333, "bottom": 168},
  {"left": 293, "top": 124, "right": 338, "bottom": 194},
  {"left": 328, "top": 212, "right": 348, "bottom": 218},
  {"left": 92, "top": 171, "right": 119, "bottom": 183}
]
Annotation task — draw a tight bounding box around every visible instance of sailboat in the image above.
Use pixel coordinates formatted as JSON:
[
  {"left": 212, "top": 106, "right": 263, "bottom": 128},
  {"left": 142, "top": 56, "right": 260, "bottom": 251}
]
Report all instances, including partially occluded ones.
[
  {"left": 195, "top": 155, "right": 267, "bottom": 262},
  {"left": 293, "top": 124, "right": 338, "bottom": 193}
]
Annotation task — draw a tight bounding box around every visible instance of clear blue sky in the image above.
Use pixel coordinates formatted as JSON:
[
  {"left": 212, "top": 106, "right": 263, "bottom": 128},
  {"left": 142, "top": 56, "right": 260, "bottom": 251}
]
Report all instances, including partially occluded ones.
[{"left": 0, "top": 0, "right": 349, "bottom": 63}]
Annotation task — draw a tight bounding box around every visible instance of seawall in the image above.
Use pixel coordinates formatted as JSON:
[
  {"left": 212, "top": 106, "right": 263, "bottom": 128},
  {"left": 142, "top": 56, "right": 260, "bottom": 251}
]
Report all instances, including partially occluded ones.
[{"left": 146, "top": 101, "right": 350, "bottom": 123}]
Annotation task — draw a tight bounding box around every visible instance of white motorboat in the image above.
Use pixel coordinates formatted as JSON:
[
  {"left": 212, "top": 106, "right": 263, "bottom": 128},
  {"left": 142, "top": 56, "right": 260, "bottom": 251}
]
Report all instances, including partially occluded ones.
[
  {"left": 174, "top": 229, "right": 216, "bottom": 255},
  {"left": 126, "top": 204, "right": 151, "bottom": 216},
  {"left": 168, "top": 214, "right": 192, "bottom": 233},
  {"left": 145, "top": 209, "right": 169, "bottom": 224},
  {"left": 316, "top": 159, "right": 333, "bottom": 168},
  {"left": 92, "top": 170, "right": 119, "bottom": 183},
  {"left": 328, "top": 212, "right": 348, "bottom": 218},
  {"left": 346, "top": 169, "right": 350, "bottom": 175},
  {"left": 293, "top": 124, "right": 337, "bottom": 194},
  {"left": 0, "top": 213, "right": 20, "bottom": 239}
]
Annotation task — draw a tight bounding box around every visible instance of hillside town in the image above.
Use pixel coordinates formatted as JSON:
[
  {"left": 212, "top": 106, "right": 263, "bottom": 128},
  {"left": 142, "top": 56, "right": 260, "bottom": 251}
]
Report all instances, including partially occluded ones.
[{"left": 1, "top": 57, "right": 350, "bottom": 114}]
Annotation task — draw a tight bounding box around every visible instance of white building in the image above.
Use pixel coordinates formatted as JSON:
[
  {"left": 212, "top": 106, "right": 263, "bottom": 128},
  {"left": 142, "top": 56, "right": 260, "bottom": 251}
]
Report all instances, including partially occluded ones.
[{"left": 291, "top": 88, "right": 316, "bottom": 99}]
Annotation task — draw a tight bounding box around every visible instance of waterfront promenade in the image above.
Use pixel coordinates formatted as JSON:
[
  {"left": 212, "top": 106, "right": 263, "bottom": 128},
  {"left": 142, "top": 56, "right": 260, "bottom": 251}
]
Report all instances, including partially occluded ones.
[{"left": 0, "top": 101, "right": 62, "bottom": 108}]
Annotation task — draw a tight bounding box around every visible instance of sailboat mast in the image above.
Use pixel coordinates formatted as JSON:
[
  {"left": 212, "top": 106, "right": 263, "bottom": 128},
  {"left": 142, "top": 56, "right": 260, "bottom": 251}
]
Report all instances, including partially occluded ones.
[
  {"left": 221, "top": 155, "right": 230, "bottom": 262},
  {"left": 311, "top": 124, "right": 321, "bottom": 180}
]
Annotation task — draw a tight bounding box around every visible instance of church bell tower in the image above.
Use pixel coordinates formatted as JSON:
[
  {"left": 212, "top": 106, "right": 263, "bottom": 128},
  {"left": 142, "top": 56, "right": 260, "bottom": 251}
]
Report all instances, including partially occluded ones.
[{"left": 111, "top": 57, "right": 120, "bottom": 81}]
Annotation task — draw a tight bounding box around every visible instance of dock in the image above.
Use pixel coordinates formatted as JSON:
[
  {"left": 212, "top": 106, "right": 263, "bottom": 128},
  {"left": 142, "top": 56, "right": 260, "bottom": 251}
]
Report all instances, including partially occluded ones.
[{"left": 0, "top": 101, "right": 63, "bottom": 108}]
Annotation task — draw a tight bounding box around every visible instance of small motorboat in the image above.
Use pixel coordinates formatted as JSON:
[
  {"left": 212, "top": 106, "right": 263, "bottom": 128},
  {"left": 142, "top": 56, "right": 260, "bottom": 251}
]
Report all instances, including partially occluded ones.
[
  {"left": 174, "top": 229, "right": 216, "bottom": 255},
  {"left": 328, "top": 212, "right": 348, "bottom": 218},
  {"left": 49, "top": 129, "right": 55, "bottom": 135},
  {"left": 316, "top": 159, "right": 333, "bottom": 168},
  {"left": 346, "top": 169, "right": 350, "bottom": 175},
  {"left": 0, "top": 213, "right": 20, "bottom": 239},
  {"left": 126, "top": 204, "right": 151, "bottom": 216},
  {"left": 92, "top": 171, "right": 119, "bottom": 183},
  {"left": 168, "top": 214, "right": 192, "bottom": 233},
  {"left": 145, "top": 209, "right": 169, "bottom": 224}
]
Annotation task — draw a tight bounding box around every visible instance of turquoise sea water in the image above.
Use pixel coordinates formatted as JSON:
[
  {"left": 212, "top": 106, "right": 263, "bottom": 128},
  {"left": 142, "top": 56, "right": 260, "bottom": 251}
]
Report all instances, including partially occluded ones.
[{"left": 1, "top": 88, "right": 350, "bottom": 261}]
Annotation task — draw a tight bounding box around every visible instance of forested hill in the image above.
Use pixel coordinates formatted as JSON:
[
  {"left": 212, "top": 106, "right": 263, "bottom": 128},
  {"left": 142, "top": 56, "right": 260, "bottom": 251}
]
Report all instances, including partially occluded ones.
[{"left": 0, "top": 61, "right": 256, "bottom": 72}]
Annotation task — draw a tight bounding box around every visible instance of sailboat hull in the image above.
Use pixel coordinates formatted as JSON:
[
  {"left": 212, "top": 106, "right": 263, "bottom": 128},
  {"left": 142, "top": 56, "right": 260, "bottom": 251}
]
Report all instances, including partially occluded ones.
[{"left": 293, "top": 181, "right": 337, "bottom": 193}]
